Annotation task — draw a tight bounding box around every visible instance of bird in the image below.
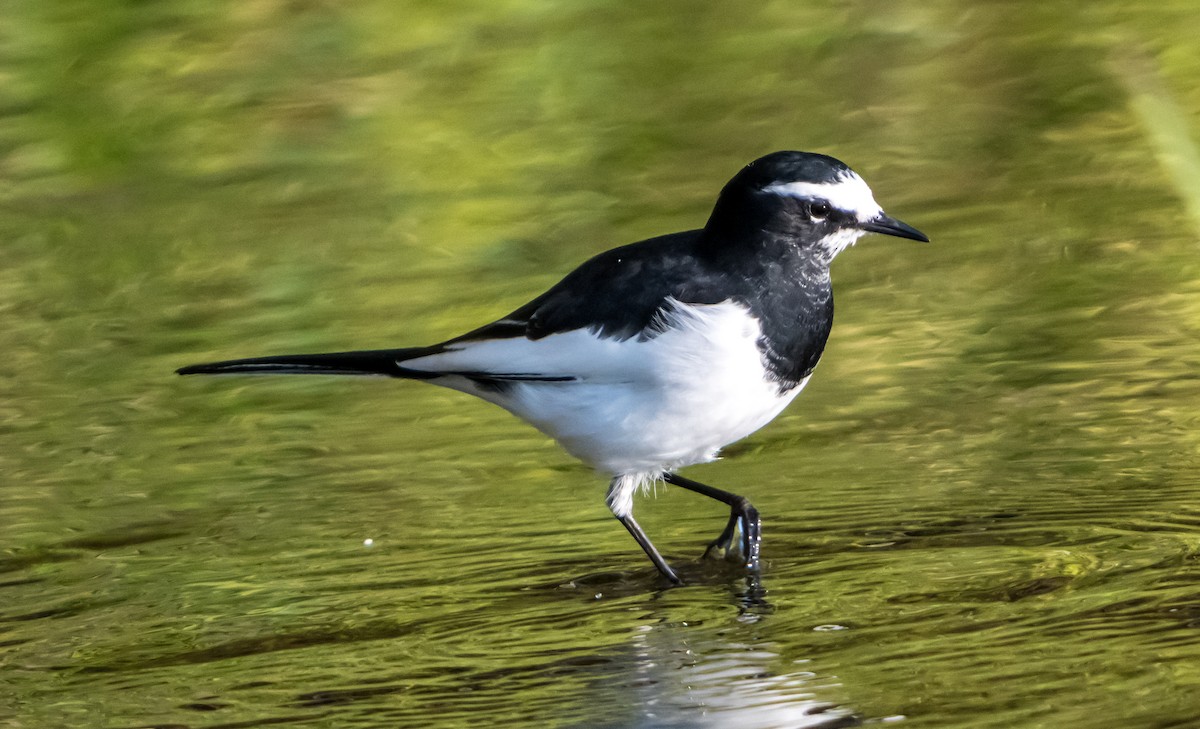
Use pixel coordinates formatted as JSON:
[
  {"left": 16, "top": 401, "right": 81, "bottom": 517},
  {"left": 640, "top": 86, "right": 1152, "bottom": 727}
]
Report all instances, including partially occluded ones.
[{"left": 177, "top": 150, "right": 928, "bottom": 584}]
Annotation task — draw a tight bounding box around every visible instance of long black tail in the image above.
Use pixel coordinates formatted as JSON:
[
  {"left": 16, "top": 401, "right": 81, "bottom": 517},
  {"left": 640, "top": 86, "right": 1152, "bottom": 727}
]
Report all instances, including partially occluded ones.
[{"left": 176, "top": 347, "right": 441, "bottom": 378}]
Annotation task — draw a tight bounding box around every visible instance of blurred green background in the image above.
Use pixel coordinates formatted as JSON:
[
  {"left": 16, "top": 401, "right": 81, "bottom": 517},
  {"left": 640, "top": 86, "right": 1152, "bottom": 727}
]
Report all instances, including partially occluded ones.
[{"left": 3, "top": 2, "right": 1200, "bottom": 728}]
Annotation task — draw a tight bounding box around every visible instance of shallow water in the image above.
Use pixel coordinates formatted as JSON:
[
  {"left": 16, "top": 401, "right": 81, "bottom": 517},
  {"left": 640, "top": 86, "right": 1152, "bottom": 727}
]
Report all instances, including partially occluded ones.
[{"left": 4, "top": 3, "right": 1200, "bottom": 727}]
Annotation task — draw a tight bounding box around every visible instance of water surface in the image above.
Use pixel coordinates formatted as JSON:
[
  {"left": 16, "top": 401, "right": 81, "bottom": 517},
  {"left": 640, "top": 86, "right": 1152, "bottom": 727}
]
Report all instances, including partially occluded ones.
[{"left": 3, "top": 3, "right": 1200, "bottom": 727}]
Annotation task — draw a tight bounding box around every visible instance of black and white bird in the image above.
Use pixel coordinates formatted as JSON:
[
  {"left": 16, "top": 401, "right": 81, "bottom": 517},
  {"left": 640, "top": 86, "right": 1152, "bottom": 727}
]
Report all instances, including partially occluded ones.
[{"left": 178, "top": 151, "right": 928, "bottom": 584}]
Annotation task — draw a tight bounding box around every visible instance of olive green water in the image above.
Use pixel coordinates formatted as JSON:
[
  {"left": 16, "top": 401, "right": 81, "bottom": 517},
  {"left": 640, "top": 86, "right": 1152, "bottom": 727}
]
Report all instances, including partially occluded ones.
[{"left": 4, "top": 3, "right": 1200, "bottom": 728}]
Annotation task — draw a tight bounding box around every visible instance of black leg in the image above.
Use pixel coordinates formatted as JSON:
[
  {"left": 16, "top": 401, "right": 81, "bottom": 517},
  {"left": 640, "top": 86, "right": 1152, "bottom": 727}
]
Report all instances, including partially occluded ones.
[
  {"left": 704, "top": 511, "right": 742, "bottom": 558},
  {"left": 616, "top": 513, "right": 682, "bottom": 584},
  {"left": 663, "top": 472, "right": 761, "bottom": 571}
]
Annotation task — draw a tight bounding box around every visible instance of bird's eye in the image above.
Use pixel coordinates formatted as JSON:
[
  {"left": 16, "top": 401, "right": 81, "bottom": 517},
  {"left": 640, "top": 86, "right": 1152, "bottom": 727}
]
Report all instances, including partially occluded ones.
[{"left": 809, "top": 201, "right": 831, "bottom": 219}]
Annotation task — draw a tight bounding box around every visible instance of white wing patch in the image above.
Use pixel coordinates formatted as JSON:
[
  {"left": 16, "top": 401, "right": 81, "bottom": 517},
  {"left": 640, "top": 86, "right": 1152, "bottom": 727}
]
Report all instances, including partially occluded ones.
[
  {"left": 399, "top": 327, "right": 646, "bottom": 384},
  {"left": 764, "top": 171, "right": 883, "bottom": 223}
]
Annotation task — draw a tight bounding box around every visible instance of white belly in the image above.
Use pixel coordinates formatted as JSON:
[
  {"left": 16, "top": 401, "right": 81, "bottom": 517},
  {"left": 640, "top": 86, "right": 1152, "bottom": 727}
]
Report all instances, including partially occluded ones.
[
  {"left": 407, "top": 299, "right": 808, "bottom": 475},
  {"left": 506, "top": 362, "right": 804, "bottom": 476}
]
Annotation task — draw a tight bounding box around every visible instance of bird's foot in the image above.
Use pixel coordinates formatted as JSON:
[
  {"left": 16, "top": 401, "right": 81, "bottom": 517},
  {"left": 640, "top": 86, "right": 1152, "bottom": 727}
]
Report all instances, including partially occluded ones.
[{"left": 701, "top": 498, "right": 760, "bottom": 571}]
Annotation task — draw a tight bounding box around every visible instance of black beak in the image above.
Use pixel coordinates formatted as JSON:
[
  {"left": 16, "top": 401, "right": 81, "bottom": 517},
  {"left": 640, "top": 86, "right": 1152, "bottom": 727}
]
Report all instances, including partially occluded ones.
[{"left": 860, "top": 213, "right": 929, "bottom": 242}]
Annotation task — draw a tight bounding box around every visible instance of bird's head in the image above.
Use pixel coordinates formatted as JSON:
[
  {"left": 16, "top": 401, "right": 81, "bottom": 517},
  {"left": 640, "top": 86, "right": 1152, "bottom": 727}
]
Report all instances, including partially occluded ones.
[{"left": 708, "top": 150, "right": 928, "bottom": 261}]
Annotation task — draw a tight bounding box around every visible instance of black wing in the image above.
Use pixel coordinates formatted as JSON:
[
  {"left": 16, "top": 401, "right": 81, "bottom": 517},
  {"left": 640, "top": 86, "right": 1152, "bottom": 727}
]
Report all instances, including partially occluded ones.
[
  {"left": 445, "top": 226, "right": 834, "bottom": 388},
  {"left": 449, "top": 230, "right": 727, "bottom": 344}
]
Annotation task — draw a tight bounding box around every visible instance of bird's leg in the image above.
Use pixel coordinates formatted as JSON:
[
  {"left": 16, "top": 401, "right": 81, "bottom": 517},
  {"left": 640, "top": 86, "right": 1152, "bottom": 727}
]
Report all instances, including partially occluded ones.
[
  {"left": 706, "top": 511, "right": 743, "bottom": 557},
  {"left": 662, "top": 473, "right": 761, "bottom": 571},
  {"left": 615, "top": 513, "right": 682, "bottom": 584},
  {"left": 608, "top": 476, "right": 682, "bottom": 584}
]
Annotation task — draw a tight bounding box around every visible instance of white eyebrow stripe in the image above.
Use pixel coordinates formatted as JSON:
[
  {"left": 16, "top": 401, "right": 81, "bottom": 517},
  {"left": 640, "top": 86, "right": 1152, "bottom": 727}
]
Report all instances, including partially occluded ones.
[{"left": 763, "top": 175, "right": 883, "bottom": 223}]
